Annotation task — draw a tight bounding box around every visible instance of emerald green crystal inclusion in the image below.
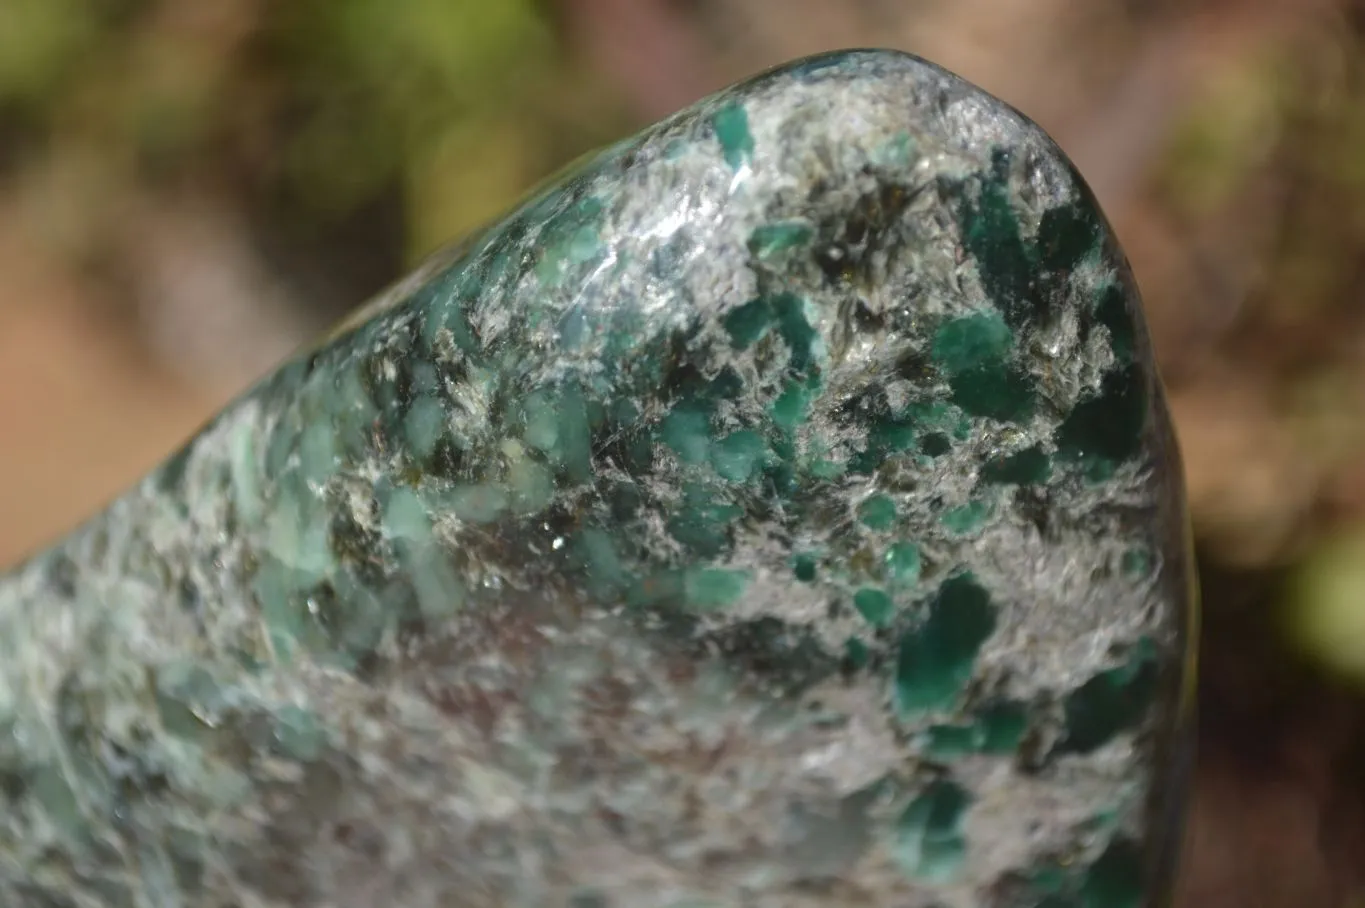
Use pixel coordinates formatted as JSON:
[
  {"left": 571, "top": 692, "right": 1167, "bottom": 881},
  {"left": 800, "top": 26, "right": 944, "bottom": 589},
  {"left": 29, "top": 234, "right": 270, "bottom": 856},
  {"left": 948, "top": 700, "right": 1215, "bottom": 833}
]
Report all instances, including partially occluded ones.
[
  {"left": 854, "top": 587, "right": 894, "bottom": 626},
  {"left": 858, "top": 494, "right": 897, "bottom": 530},
  {"left": 931, "top": 311, "right": 1036, "bottom": 423},
  {"left": 894, "top": 780, "right": 971, "bottom": 882},
  {"left": 931, "top": 311, "right": 1012, "bottom": 373},
  {"left": 895, "top": 574, "right": 998, "bottom": 716},
  {"left": 712, "top": 100, "right": 754, "bottom": 169}
]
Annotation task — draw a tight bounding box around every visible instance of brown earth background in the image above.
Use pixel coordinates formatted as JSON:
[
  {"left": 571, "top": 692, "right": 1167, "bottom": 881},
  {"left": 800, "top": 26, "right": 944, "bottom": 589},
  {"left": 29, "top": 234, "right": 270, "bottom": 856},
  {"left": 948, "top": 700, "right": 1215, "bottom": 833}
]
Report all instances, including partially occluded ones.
[{"left": 3, "top": 1, "right": 1365, "bottom": 903}]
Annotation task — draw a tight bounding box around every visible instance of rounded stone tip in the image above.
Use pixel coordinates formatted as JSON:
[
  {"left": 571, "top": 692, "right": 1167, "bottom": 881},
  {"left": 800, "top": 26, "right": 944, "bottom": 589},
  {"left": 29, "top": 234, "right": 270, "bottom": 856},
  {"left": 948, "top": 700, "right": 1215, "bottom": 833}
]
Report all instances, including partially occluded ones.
[{"left": 0, "top": 50, "right": 1193, "bottom": 908}]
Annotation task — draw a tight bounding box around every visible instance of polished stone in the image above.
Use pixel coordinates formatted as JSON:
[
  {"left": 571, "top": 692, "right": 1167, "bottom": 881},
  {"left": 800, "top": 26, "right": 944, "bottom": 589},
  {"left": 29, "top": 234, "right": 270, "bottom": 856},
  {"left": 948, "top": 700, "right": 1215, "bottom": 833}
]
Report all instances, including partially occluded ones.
[{"left": 0, "top": 49, "right": 1195, "bottom": 908}]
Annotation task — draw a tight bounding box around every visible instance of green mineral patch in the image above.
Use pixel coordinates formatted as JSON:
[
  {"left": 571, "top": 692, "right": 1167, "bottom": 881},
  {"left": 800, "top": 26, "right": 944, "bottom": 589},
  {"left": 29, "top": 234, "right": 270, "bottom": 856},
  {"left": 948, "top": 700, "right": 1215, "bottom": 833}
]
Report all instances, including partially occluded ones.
[
  {"left": 895, "top": 573, "right": 997, "bottom": 716},
  {"left": 661, "top": 406, "right": 713, "bottom": 465},
  {"left": 792, "top": 553, "right": 818, "bottom": 582},
  {"left": 1055, "top": 364, "right": 1147, "bottom": 478},
  {"left": 949, "top": 364, "right": 1037, "bottom": 422},
  {"left": 402, "top": 545, "right": 467, "bottom": 621},
  {"left": 931, "top": 311, "right": 1013, "bottom": 374},
  {"left": 291, "top": 423, "right": 336, "bottom": 490},
  {"left": 1061, "top": 638, "right": 1160, "bottom": 753},
  {"left": 853, "top": 587, "right": 894, "bottom": 626},
  {"left": 683, "top": 568, "right": 749, "bottom": 610},
  {"left": 723, "top": 298, "right": 773, "bottom": 349},
  {"left": 711, "top": 430, "right": 767, "bottom": 482},
  {"left": 404, "top": 396, "right": 448, "bottom": 461},
  {"left": 519, "top": 384, "right": 593, "bottom": 482},
  {"left": 956, "top": 151, "right": 1036, "bottom": 330},
  {"left": 884, "top": 542, "right": 921, "bottom": 584},
  {"left": 858, "top": 494, "right": 897, "bottom": 530},
  {"left": 748, "top": 221, "right": 814, "bottom": 259},
  {"left": 1037, "top": 197, "right": 1103, "bottom": 274},
  {"left": 844, "top": 638, "right": 871, "bottom": 671},
  {"left": 522, "top": 390, "right": 561, "bottom": 451},
  {"left": 576, "top": 528, "right": 627, "bottom": 595},
  {"left": 712, "top": 100, "right": 754, "bottom": 169},
  {"left": 154, "top": 662, "right": 225, "bottom": 741},
  {"left": 773, "top": 293, "right": 818, "bottom": 374},
  {"left": 1096, "top": 284, "right": 1136, "bottom": 363},
  {"left": 931, "top": 311, "right": 1035, "bottom": 422},
  {"left": 941, "top": 498, "right": 992, "bottom": 534},
  {"left": 271, "top": 705, "right": 325, "bottom": 762},
  {"left": 981, "top": 445, "right": 1051, "bottom": 485},
  {"left": 771, "top": 379, "right": 815, "bottom": 429},
  {"left": 506, "top": 455, "right": 556, "bottom": 514},
  {"left": 722, "top": 293, "right": 818, "bottom": 371},
  {"left": 535, "top": 196, "right": 606, "bottom": 285},
  {"left": 446, "top": 484, "right": 509, "bottom": 524},
  {"left": 666, "top": 483, "right": 742, "bottom": 557},
  {"left": 1080, "top": 839, "right": 1144, "bottom": 908},
  {"left": 1121, "top": 546, "right": 1153, "bottom": 578},
  {"left": 27, "top": 765, "right": 84, "bottom": 841},
  {"left": 921, "top": 701, "right": 1028, "bottom": 759},
  {"left": 894, "top": 780, "right": 971, "bottom": 882}
]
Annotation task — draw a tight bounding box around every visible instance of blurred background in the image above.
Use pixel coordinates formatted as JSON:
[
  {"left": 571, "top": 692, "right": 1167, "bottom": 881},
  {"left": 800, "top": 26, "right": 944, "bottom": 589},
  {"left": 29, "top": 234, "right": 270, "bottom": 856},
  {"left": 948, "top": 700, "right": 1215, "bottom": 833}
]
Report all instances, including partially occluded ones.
[{"left": 1, "top": 0, "right": 1364, "bottom": 903}]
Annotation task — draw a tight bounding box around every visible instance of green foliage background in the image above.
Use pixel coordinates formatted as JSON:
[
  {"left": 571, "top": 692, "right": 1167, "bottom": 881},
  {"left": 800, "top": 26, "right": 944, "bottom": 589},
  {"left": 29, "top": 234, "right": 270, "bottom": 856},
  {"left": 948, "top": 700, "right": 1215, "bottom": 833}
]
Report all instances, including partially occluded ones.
[{"left": 0, "top": 0, "right": 629, "bottom": 282}]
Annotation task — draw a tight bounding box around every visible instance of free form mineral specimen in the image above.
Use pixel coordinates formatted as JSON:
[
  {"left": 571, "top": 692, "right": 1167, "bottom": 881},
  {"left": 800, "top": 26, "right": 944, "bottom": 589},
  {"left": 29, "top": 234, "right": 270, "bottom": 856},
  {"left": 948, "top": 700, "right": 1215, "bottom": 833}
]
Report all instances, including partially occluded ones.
[{"left": 0, "top": 50, "right": 1195, "bottom": 908}]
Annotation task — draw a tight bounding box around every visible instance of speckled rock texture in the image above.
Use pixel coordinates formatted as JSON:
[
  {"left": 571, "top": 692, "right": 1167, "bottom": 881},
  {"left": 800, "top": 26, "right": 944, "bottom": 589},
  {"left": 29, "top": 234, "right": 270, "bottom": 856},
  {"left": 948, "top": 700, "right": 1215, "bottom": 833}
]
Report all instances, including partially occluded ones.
[{"left": 0, "top": 50, "right": 1195, "bottom": 908}]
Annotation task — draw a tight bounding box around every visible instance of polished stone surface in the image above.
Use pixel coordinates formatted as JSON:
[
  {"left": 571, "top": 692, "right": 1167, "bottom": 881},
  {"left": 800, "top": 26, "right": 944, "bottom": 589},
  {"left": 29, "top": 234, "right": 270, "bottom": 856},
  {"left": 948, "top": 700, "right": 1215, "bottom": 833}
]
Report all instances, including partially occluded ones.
[{"left": 0, "top": 49, "right": 1194, "bottom": 908}]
